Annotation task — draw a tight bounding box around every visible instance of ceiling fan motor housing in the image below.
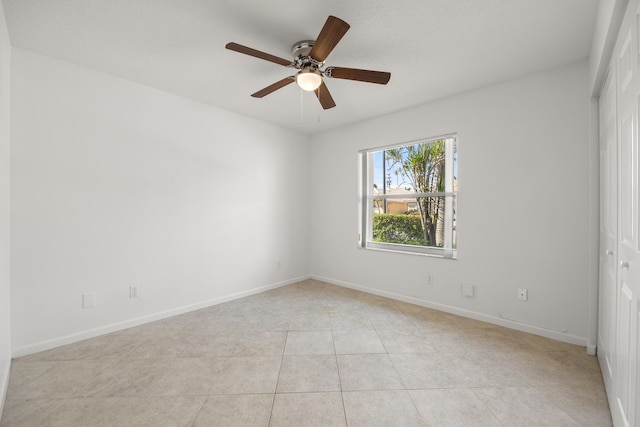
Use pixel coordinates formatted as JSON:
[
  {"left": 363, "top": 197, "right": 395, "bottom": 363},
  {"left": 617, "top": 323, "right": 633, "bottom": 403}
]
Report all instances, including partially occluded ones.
[{"left": 291, "top": 40, "right": 322, "bottom": 70}]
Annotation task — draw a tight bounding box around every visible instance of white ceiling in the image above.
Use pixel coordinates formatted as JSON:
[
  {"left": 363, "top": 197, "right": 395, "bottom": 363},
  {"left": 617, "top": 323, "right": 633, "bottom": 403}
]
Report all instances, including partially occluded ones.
[{"left": 3, "top": 0, "right": 598, "bottom": 135}]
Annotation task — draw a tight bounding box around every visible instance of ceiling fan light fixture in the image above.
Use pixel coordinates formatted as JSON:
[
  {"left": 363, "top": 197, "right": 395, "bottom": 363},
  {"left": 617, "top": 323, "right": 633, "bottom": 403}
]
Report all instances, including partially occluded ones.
[{"left": 296, "top": 69, "right": 322, "bottom": 91}]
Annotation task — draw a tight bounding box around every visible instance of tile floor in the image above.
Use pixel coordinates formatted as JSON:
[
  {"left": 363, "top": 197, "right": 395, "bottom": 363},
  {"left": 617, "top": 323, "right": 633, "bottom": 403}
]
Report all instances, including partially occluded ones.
[{"left": 0, "top": 280, "right": 613, "bottom": 426}]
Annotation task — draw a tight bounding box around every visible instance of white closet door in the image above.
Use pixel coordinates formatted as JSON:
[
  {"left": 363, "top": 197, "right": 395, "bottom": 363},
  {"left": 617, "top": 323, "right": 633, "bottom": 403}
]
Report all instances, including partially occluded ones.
[
  {"left": 599, "top": 58, "right": 617, "bottom": 394},
  {"left": 616, "top": 98, "right": 640, "bottom": 427},
  {"left": 615, "top": 99, "right": 638, "bottom": 427},
  {"left": 613, "top": 2, "right": 640, "bottom": 425}
]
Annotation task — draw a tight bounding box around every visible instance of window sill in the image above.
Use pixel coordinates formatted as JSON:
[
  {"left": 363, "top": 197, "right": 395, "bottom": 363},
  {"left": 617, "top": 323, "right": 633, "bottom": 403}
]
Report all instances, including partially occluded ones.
[{"left": 361, "top": 242, "right": 457, "bottom": 260}]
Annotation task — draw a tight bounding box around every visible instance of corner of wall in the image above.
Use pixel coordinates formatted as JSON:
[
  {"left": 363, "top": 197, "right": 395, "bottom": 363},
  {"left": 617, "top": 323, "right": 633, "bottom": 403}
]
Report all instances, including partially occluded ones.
[
  {"left": 0, "top": 0, "right": 11, "bottom": 421},
  {"left": 589, "top": 0, "right": 629, "bottom": 95}
]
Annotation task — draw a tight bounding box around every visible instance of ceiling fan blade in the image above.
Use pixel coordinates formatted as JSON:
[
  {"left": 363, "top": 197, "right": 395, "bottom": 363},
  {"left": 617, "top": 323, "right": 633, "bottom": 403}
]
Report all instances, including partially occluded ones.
[
  {"left": 309, "top": 16, "right": 350, "bottom": 63},
  {"left": 314, "top": 81, "right": 336, "bottom": 109},
  {"left": 226, "top": 42, "right": 293, "bottom": 67},
  {"left": 251, "top": 77, "right": 295, "bottom": 98},
  {"left": 326, "top": 67, "right": 391, "bottom": 85}
]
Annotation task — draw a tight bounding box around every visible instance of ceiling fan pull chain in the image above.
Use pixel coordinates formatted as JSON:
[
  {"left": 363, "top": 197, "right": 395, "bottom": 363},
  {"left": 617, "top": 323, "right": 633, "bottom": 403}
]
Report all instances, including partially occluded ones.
[{"left": 300, "top": 87, "right": 304, "bottom": 129}]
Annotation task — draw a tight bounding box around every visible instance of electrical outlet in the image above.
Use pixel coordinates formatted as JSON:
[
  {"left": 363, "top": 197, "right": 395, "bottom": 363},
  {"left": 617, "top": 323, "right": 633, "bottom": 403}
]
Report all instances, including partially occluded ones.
[
  {"left": 426, "top": 272, "right": 434, "bottom": 285},
  {"left": 82, "top": 292, "right": 96, "bottom": 308},
  {"left": 517, "top": 288, "right": 528, "bottom": 301},
  {"left": 129, "top": 285, "right": 139, "bottom": 299},
  {"left": 462, "top": 283, "right": 474, "bottom": 297}
]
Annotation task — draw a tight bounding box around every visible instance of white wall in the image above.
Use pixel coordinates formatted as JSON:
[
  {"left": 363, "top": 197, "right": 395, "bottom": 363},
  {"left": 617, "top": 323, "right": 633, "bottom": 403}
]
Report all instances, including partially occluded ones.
[
  {"left": 10, "top": 49, "right": 310, "bottom": 355},
  {"left": 0, "top": 0, "right": 11, "bottom": 416},
  {"left": 310, "top": 61, "right": 592, "bottom": 345},
  {"left": 6, "top": 47, "right": 594, "bottom": 356}
]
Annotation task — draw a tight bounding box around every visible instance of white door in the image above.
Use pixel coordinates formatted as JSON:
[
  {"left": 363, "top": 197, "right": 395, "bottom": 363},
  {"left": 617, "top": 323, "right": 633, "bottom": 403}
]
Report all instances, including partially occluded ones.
[
  {"left": 599, "top": 61, "right": 617, "bottom": 395},
  {"left": 614, "top": 4, "right": 640, "bottom": 425},
  {"left": 615, "top": 96, "right": 638, "bottom": 427}
]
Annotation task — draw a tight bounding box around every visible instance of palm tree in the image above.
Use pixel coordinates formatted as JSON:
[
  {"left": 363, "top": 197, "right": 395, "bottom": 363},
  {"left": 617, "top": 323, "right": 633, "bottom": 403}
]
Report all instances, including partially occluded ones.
[{"left": 384, "top": 140, "right": 446, "bottom": 246}]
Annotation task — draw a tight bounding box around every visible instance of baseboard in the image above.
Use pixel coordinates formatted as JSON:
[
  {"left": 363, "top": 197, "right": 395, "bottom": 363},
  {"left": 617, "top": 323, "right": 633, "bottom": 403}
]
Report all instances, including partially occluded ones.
[
  {"left": 13, "top": 273, "right": 589, "bottom": 358},
  {"left": 12, "top": 275, "right": 310, "bottom": 358},
  {"left": 313, "top": 274, "right": 589, "bottom": 348},
  {"left": 0, "top": 353, "right": 10, "bottom": 422}
]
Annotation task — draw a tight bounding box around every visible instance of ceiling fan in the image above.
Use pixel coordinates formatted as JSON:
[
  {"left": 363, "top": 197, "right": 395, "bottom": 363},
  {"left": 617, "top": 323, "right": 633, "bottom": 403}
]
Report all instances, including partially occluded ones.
[{"left": 225, "top": 15, "right": 391, "bottom": 110}]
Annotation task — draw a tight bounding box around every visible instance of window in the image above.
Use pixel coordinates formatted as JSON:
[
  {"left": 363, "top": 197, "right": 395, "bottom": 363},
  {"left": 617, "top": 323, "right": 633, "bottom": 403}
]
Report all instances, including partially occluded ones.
[{"left": 359, "top": 135, "right": 457, "bottom": 259}]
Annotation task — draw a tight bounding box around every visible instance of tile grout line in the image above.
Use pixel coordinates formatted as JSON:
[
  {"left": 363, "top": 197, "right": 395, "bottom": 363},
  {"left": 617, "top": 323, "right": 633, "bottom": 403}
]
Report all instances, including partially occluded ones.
[
  {"left": 267, "top": 328, "right": 290, "bottom": 426},
  {"left": 332, "top": 329, "right": 350, "bottom": 426},
  {"left": 186, "top": 394, "right": 209, "bottom": 427}
]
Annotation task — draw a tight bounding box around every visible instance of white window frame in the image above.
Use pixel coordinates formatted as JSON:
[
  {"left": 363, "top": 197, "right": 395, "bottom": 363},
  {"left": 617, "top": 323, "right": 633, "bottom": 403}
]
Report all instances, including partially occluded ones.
[{"left": 358, "top": 134, "right": 457, "bottom": 259}]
